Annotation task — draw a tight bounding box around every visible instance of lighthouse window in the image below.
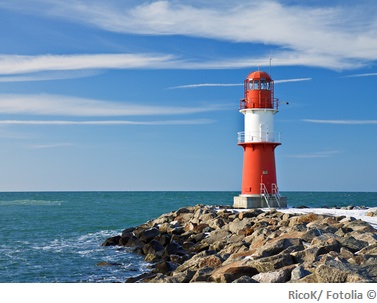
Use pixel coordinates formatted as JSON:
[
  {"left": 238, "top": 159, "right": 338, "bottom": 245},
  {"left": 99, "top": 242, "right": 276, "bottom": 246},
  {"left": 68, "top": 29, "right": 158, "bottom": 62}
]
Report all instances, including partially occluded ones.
[
  {"left": 251, "top": 80, "right": 260, "bottom": 90},
  {"left": 248, "top": 80, "right": 259, "bottom": 90},
  {"left": 260, "top": 80, "right": 270, "bottom": 90}
]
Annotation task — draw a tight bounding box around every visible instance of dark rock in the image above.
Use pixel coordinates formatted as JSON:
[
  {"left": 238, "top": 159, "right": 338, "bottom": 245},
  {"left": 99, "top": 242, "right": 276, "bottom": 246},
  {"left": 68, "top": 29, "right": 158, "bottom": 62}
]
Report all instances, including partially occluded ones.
[
  {"left": 190, "top": 267, "right": 214, "bottom": 282},
  {"left": 101, "top": 235, "right": 121, "bottom": 246},
  {"left": 152, "top": 261, "right": 179, "bottom": 275},
  {"left": 121, "top": 227, "right": 135, "bottom": 237},
  {"left": 291, "top": 247, "right": 321, "bottom": 264},
  {"left": 337, "top": 236, "right": 368, "bottom": 253},
  {"left": 232, "top": 275, "right": 258, "bottom": 283},
  {"left": 142, "top": 239, "right": 165, "bottom": 257},
  {"left": 139, "top": 227, "right": 160, "bottom": 243}
]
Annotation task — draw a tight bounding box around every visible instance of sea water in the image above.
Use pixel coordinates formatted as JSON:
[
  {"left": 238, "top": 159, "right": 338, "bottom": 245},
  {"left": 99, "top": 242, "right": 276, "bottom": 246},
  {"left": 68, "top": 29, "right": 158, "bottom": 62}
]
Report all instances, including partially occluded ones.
[{"left": 1, "top": 191, "right": 376, "bottom": 283}]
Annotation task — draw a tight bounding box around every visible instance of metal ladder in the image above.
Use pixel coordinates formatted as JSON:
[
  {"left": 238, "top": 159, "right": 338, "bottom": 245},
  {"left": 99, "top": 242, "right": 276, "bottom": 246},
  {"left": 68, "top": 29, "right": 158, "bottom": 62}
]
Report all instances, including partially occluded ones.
[
  {"left": 271, "top": 183, "right": 282, "bottom": 208},
  {"left": 260, "top": 183, "right": 271, "bottom": 208},
  {"left": 260, "top": 183, "right": 282, "bottom": 208}
]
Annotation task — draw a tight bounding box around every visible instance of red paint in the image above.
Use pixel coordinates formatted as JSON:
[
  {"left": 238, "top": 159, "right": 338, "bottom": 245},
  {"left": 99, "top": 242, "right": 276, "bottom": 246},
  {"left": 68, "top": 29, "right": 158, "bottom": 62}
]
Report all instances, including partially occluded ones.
[{"left": 239, "top": 142, "right": 280, "bottom": 195}]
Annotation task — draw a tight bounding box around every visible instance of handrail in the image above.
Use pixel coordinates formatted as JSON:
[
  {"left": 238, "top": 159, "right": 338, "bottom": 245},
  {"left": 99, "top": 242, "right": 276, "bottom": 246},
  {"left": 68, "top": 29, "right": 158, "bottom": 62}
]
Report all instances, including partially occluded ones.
[
  {"left": 238, "top": 131, "right": 281, "bottom": 143},
  {"left": 271, "top": 183, "right": 282, "bottom": 208},
  {"left": 240, "top": 98, "right": 279, "bottom": 110},
  {"left": 260, "top": 183, "right": 271, "bottom": 208}
]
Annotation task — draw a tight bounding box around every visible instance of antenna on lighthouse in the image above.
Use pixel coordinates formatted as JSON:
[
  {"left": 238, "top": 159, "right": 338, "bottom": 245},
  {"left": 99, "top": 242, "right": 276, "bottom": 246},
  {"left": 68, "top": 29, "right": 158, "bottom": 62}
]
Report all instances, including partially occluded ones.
[{"left": 269, "top": 57, "right": 272, "bottom": 76}]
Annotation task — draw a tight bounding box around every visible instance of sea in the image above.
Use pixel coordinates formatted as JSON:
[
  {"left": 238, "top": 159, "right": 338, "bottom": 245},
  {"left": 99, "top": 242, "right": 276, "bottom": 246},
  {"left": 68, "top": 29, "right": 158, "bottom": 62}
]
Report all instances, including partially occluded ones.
[{"left": 1, "top": 191, "right": 377, "bottom": 283}]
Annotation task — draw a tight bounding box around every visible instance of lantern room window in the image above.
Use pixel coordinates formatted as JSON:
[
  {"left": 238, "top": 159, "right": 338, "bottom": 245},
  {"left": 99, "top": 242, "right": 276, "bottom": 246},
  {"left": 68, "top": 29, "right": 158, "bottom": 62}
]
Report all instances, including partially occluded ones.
[{"left": 248, "top": 79, "right": 271, "bottom": 90}]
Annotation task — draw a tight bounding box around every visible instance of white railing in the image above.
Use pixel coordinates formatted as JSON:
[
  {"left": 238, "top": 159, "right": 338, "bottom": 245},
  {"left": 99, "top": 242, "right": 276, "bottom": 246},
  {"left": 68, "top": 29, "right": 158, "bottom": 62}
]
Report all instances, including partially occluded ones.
[
  {"left": 237, "top": 131, "right": 281, "bottom": 143},
  {"left": 260, "top": 183, "right": 281, "bottom": 208}
]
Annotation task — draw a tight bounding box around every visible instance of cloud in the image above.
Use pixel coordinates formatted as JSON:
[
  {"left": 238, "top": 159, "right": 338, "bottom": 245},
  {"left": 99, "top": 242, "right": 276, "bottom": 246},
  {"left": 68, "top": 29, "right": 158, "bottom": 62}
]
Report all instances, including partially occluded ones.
[
  {"left": 1, "top": 0, "right": 374, "bottom": 70},
  {"left": 341, "top": 72, "right": 377, "bottom": 78},
  {"left": 0, "top": 70, "right": 102, "bottom": 82},
  {"left": 0, "top": 119, "right": 215, "bottom": 126},
  {"left": 0, "top": 54, "right": 178, "bottom": 75},
  {"left": 168, "top": 83, "right": 242, "bottom": 89},
  {"left": 0, "top": 94, "right": 226, "bottom": 116},
  {"left": 168, "top": 78, "right": 311, "bottom": 89},
  {"left": 28, "top": 143, "right": 74, "bottom": 149},
  {"left": 0, "top": 53, "right": 355, "bottom": 76},
  {"left": 274, "top": 78, "right": 312, "bottom": 84},
  {"left": 303, "top": 119, "right": 377, "bottom": 125},
  {"left": 286, "top": 150, "right": 340, "bottom": 159}
]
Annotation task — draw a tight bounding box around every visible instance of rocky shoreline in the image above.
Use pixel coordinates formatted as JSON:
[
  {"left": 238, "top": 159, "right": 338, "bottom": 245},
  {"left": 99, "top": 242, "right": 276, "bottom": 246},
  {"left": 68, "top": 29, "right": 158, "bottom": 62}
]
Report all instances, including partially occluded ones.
[{"left": 102, "top": 205, "right": 377, "bottom": 283}]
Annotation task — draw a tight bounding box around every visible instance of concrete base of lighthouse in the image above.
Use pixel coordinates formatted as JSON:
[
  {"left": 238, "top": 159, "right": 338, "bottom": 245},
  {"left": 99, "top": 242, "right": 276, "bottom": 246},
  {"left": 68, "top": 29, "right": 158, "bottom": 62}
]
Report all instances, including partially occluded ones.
[{"left": 233, "top": 195, "right": 287, "bottom": 209}]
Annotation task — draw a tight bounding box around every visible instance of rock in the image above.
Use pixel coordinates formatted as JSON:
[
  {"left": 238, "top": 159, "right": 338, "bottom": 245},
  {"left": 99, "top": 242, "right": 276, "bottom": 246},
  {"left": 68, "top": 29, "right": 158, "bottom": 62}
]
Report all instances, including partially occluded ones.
[
  {"left": 252, "top": 268, "right": 291, "bottom": 283},
  {"left": 211, "top": 264, "right": 259, "bottom": 283},
  {"left": 247, "top": 253, "right": 294, "bottom": 273},
  {"left": 151, "top": 261, "right": 178, "bottom": 275},
  {"left": 101, "top": 235, "right": 121, "bottom": 246},
  {"left": 252, "top": 238, "right": 302, "bottom": 258},
  {"left": 198, "top": 255, "right": 223, "bottom": 269},
  {"left": 232, "top": 275, "right": 258, "bottom": 283},
  {"left": 101, "top": 204, "right": 377, "bottom": 283},
  {"left": 337, "top": 236, "right": 368, "bottom": 253},
  {"left": 357, "top": 243, "right": 377, "bottom": 256},
  {"left": 202, "top": 229, "right": 230, "bottom": 245},
  {"left": 290, "top": 265, "right": 311, "bottom": 281},
  {"left": 291, "top": 247, "right": 321, "bottom": 264},
  {"left": 193, "top": 223, "right": 210, "bottom": 234},
  {"left": 142, "top": 239, "right": 165, "bottom": 257},
  {"left": 139, "top": 227, "right": 160, "bottom": 243},
  {"left": 315, "top": 262, "right": 369, "bottom": 283},
  {"left": 175, "top": 250, "right": 217, "bottom": 273},
  {"left": 190, "top": 267, "right": 214, "bottom": 282},
  {"left": 310, "top": 234, "right": 341, "bottom": 253}
]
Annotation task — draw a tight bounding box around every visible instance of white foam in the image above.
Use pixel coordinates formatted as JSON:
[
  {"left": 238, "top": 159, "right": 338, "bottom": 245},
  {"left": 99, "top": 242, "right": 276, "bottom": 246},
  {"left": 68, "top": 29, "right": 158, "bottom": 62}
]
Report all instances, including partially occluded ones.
[{"left": 279, "top": 207, "right": 377, "bottom": 229}]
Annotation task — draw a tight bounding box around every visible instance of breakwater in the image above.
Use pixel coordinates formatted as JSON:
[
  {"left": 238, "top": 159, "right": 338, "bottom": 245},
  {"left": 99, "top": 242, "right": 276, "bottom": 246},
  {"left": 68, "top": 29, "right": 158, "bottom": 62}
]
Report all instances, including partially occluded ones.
[{"left": 103, "top": 204, "right": 377, "bottom": 283}]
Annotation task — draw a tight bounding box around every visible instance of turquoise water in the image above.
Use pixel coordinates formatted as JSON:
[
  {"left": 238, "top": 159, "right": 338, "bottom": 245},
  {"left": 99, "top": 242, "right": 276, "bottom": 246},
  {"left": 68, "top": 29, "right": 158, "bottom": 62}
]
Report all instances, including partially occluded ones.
[{"left": 1, "top": 191, "right": 376, "bottom": 282}]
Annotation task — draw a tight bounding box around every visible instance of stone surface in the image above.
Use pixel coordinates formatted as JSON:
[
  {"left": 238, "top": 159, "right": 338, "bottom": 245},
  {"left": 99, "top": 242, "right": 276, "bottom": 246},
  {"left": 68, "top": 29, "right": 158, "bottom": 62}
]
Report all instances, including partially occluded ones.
[{"left": 104, "top": 204, "right": 377, "bottom": 283}]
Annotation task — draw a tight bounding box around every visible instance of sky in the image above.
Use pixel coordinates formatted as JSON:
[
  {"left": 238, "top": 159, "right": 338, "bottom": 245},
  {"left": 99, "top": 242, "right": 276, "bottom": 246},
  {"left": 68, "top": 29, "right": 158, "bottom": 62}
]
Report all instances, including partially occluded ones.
[{"left": 0, "top": 0, "right": 376, "bottom": 192}]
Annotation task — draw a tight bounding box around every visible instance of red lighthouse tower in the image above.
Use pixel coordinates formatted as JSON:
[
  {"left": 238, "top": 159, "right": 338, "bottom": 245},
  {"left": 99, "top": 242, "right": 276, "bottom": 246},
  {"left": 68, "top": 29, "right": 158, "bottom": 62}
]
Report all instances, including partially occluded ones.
[{"left": 233, "top": 70, "right": 287, "bottom": 208}]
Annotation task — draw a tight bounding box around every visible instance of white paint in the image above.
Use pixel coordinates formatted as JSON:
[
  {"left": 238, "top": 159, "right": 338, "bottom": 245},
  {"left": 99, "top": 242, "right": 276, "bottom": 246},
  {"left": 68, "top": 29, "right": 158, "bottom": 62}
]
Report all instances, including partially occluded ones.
[{"left": 240, "top": 108, "right": 278, "bottom": 142}]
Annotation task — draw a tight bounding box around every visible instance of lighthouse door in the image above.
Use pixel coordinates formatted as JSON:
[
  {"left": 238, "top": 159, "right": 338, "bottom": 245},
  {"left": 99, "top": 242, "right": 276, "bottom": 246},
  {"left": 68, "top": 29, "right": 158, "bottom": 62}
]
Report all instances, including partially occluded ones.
[{"left": 260, "top": 123, "right": 269, "bottom": 141}]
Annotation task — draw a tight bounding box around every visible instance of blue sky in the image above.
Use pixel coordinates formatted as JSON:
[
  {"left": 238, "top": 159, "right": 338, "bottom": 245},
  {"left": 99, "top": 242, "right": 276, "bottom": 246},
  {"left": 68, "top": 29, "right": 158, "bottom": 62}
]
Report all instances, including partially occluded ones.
[{"left": 0, "top": 0, "right": 376, "bottom": 192}]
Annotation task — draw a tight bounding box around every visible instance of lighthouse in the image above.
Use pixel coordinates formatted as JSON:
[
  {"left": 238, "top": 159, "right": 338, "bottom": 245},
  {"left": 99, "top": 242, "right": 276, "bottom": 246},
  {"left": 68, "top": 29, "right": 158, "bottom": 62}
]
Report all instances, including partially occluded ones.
[{"left": 233, "top": 70, "right": 287, "bottom": 208}]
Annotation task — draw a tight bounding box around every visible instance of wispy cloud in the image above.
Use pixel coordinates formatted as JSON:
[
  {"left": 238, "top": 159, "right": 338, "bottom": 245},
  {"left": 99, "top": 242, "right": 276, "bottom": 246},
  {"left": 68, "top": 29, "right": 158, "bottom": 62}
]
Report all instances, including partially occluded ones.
[
  {"left": 0, "top": 52, "right": 355, "bottom": 76},
  {"left": 303, "top": 119, "right": 377, "bottom": 125},
  {"left": 341, "top": 72, "right": 377, "bottom": 78},
  {"left": 0, "top": 54, "right": 178, "bottom": 75},
  {"left": 28, "top": 143, "right": 74, "bottom": 149},
  {"left": 0, "top": 0, "right": 377, "bottom": 69},
  {"left": 0, "top": 1, "right": 376, "bottom": 70},
  {"left": 168, "top": 83, "right": 242, "bottom": 89},
  {"left": 0, "top": 119, "right": 214, "bottom": 126},
  {"left": 0, "top": 70, "right": 102, "bottom": 82},
  {"left": 0, "top": 94, "right": 227, "bottom": 116},
  {"left": 275, "top": 78, "right": 312, "bottom": 84},
  {"left": 168, "top": 78, "right": 311, "bottom": 89},
  {"left": 286, "top": 150, "right": 340, "bottom": 159}
]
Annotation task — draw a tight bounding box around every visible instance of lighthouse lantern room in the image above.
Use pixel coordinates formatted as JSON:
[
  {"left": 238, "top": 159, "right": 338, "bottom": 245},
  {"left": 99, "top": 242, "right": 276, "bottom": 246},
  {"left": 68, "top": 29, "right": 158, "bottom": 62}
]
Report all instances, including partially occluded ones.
[{"left": 233, "top": 70, "right": 287, "bottom": 208}]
